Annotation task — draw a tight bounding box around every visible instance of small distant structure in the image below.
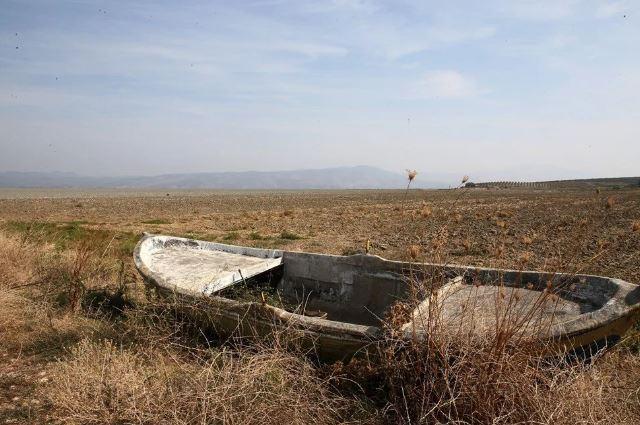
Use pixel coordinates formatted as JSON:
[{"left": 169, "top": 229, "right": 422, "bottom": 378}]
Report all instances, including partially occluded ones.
[
  {"left": 473, "top": 181, "right": 550, "bottom": 189},
  {"left": 471, "top": 177, "right": 640, "bottom": 190}
]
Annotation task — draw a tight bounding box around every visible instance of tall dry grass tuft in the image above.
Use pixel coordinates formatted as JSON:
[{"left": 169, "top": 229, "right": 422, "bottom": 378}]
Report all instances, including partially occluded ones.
[
  {"left": 379, "top": 337, "right": 555, "bottom": 424},
  {"left": 540, "top": 350, "right": 640, "bottom": 424},
  {"left": 419, "top": 204, "right": 432, "bottom": 218},
  {"left": 0, "top": 231, "right": 110, "bottom": 356},
  {"left": 0, "top": 231, "right": 42, "bottom": 287},
  {"left": 367, "top": 271, "right": 564, "bottom": 424},
  {"left": 32, "top": 240, "right": 118, "bottom": 312},
  {"left": 605, "top": 195, "right": 616, "bottom": 210},
  {"left": 43, "top": 339, "right": 376, "bottom": 425},
  {"left": 402, "top": 169, "right": 418, "bottom": 208}
]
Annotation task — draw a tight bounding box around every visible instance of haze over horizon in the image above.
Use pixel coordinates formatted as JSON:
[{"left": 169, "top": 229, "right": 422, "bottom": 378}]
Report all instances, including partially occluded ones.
[{"left": 2, "top": 1, "right": 638, "bottom": 181}]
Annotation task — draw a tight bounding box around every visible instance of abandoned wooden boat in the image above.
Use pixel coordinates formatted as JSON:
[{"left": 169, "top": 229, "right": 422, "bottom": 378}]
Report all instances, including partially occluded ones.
[{"left": 134, "top": 234, "right": 640, "bottom": 360}]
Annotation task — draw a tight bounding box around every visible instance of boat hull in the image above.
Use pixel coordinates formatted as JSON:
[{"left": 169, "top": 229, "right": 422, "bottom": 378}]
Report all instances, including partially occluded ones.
[{"left": 135, "top": 234, "right": 640, "bottom": 361}]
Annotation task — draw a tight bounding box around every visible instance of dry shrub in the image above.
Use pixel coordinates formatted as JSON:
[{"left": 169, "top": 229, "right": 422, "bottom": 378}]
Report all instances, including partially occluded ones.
[
  {"left": 0, "top": 231, "right": 42, "bottom": 287},
  {"left": 378, "top": 296, "right": 556, "bottom": 424},
  {"left": 33, "top": 242, "right": 117, "bottom": 312},
  {"left": 364, "top": 271, "right": 640, "bottom": 425},
  {"left": 44, "top": 339, "right": 374, "bottom": 425},
  {"left": 0, "top": 288, "right": 105, "bottom": 356},
  {"left": 541, "top": 350, "right": 640, "bottom": 424},
  {"left": 407, "top": 245, "right": 421, "bottom": 260},
  {"left": 0, "top": 231, "right": 118, "bottom": 354},
  {"left": 379, "top": 330, "right": 564, "bottom": 424},
  {"left": 605, "top": 196, "right": 616, "bottom": 210},
  {"left": 419, "top": 205, "right": 432, "bottom": 218}
]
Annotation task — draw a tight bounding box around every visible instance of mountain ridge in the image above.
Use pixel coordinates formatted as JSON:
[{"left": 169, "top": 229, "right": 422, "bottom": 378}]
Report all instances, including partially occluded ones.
[{"left": 0, "top": 166, "right": 448, "bottom": 189}]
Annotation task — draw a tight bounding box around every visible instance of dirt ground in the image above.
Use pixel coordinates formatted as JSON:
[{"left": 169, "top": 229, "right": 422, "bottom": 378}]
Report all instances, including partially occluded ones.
[{"left": 1, "top": 187, "right": 639, "bottom": 283}]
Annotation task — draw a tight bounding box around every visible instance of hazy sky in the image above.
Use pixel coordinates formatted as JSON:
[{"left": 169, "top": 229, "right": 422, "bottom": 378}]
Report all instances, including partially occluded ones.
[{"left": 1, "top": 0, "right": 638, "bottom": 180}]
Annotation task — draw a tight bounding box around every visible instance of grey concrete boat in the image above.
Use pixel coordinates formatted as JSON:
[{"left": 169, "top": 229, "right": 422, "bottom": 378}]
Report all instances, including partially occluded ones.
[{"left": 134, "top": 234, "right": 640, "bottom": 360}]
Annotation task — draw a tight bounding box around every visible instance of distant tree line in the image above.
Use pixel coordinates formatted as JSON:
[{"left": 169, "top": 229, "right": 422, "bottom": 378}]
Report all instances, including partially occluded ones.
[{"left": 471, "top": 181, "right": 550, "bottom": 188}]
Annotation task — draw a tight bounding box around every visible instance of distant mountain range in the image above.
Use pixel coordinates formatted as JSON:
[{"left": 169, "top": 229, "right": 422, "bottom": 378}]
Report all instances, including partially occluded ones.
[{"left": 0, "top": 166, "right": 449, "bottom": 189}]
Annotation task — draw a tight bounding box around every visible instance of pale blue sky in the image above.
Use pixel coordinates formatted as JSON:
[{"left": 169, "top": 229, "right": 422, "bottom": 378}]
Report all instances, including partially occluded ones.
[{"left": 1, "top": 0, "right": 638, "bottom": 180}]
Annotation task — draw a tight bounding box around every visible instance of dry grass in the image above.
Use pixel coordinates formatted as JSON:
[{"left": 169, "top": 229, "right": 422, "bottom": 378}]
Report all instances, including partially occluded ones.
[
  {"left": 0, "top": 239, "right": 111, "bottom": 357},
  {"left": 0, "top": 231, "right": 42, "bottom": 287},
  {"left": 377, "top": 278, "right": 578, "bottom": 424},
  {"left": 354, "top": 189, "right": 640, "bottom": 424},
  {"left": 542, "top": 351, "right": 640, "bottom": 424},
  {"left": 1, "top": 189, "right": 638, "bottom": 281},
  {"left": 331, "top": 268, "right": 640, "bottom": 424},
  {"left": 0, "top": 187, "right": 639, "bottom": 424},
  {"left": 44, "top": 340, "right": 371, "bottom": 425},
  {"left": 0, "top": 230, "right": 374, "bottom": 424},
  {"left": 378, "top": 336, "right": 555, "bottom": 423},
  {"left": 0, "top": 289, "right": 53, "bottom": 351}
]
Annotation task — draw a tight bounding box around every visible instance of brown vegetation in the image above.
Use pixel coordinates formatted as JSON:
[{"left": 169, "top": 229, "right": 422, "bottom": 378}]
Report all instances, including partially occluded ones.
[
  {"left": 44, "top": 340, "right": 369, "bottom": 425},
  {"left": 0, "top": 187, "right": 639, "bottom": 424}
]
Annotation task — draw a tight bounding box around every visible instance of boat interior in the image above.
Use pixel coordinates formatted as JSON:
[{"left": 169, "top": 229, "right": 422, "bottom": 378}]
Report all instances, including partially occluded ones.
[
  {"left": 138, "top": 235, "right": 634, "bottom": 330},
  {"left": 229, "top": 250, "right": 622, "bottom": 328}
]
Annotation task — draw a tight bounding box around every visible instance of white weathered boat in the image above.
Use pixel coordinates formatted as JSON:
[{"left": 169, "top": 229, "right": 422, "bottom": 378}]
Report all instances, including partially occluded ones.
[{"left": 134, "top": 234, "right": 640, "bottom": 360}]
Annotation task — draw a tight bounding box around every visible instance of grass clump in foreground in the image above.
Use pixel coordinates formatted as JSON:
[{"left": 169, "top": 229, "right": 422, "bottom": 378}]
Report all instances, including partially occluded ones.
[
  {"left": 279, "top": 230, "right": 303, "bottom": 240},
  {"left": 43, "top": 339, "right": 370, "bottom": 425}
]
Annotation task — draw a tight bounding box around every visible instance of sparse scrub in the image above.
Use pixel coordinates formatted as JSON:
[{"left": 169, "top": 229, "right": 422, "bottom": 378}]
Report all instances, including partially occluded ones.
[
  {"left": 249, "top": 231, "right": 267, "bottom": 240},
  {"left": 280, "top": 230, "right": 302, "bottom": 240},
  {"left": 141, "top": 218, "right": 171, "bottom": 225},
  {"left": 0, "top": 186, "right": 639, "bottom": 424},
  {"left": 0, "top": 231, "right": 42, "bottom": 287},
  {"left": 43, "top": 339, "right": 374, "bottom": 425},
  {"left": 0, "top": 234, "right": 110, "bottom": 357},
  {"left": 2, "top": 220, "right": 138, "bottom": 258},
  {"left": 341, "top": 246, "right": 361, "bottom": 256},
  {"left": 223, "top": 231, "right": 240, "bottom": 241}
]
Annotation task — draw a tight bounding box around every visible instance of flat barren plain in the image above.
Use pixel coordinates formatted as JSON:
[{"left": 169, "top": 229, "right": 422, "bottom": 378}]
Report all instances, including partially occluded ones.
[{"left": 1, "top": 187, "right": 639, "bottom": 281}]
